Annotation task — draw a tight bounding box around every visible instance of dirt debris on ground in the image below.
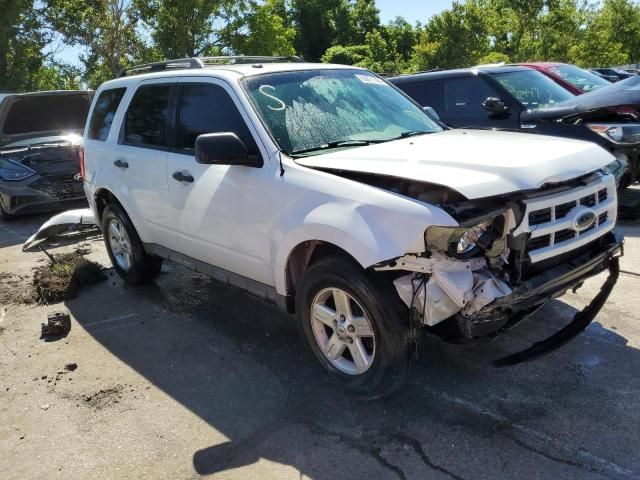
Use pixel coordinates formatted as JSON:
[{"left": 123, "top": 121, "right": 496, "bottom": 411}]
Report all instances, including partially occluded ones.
[
  {"left": 32, "top": 252, "right": 106, "bottom": 305},
  {"left": 0, "top": 272, "right": 34, "bottom": 305},
  {"left": 82, "top": 385, "right": 125, "bottom": 411}
]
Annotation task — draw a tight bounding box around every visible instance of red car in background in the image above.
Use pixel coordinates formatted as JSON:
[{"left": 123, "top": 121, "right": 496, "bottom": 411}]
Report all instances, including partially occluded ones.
[{"left": 515, "top": 62, "right": 611, "bottom": 95}]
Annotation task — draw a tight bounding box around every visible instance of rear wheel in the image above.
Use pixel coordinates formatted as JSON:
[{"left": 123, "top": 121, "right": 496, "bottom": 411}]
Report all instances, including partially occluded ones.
[
  {"left": 296, "top": 255, "right": 410, "bottom": 399},
  {"left": 102, "top": 203, "right": 162, "bottom": 284}
]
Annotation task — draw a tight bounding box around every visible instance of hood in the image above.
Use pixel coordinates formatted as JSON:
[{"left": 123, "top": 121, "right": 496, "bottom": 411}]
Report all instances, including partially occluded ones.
[
  {"left": 295, "top": 129, "right": 615, "bottom": 199},
  {"left": 522, "top": 76, "right": 640, "bottom": 121},
  {"left": 0, "top": 91, "right": 92, "bottom": 147}
]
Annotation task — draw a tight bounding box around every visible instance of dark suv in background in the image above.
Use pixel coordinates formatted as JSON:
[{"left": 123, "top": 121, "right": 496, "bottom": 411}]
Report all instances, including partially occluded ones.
[{"left": 390, "top": 66, "right": 640, "bottom": 207}]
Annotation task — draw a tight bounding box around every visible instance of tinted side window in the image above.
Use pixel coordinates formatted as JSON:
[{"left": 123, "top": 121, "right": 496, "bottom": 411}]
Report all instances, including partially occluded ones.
[
  {"left": 396, "top": 80, "right": 443, "bottom": 111},
  {"left": 125, "top": 85, "right": 171, "bottom": 147},
  {"left": 88, "top": 88, "right": 126, "bottom": 140},
  {"left": 443, "top": 77, "right": 497, "bottom": 112},
  {"left": 177, "top": 84, "right": 257, "bottom": 153}
]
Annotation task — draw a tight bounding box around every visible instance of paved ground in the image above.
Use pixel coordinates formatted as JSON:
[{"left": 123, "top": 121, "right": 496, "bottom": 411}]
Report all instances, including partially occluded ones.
[{"left": 1, "top": 211, "right": 640, "bottom": 480}]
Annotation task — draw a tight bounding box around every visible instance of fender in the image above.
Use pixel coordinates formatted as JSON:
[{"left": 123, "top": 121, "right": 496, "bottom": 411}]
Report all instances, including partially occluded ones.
[
  {"left": 92, "top": 185, "right": 149, "bottom": 242},
  {"left": 271, "top": 198, "right": 459, "bottom": 295}
]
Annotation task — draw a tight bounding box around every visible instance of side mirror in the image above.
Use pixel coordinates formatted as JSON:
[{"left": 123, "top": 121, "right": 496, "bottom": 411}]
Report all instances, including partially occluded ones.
[
  {"left": 482, "top": 97, "right": 510, "bottom": 115},
  {"left": 195, "top": 133, "right": 261, "bottom": 167},
  {"left": 423, "top": 106, "right": 440, "bottom": 121}
]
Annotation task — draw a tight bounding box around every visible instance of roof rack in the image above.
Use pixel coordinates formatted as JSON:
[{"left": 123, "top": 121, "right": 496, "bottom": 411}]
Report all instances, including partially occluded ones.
[{"left": 117, "top": 56, "right": 306, "bottom": 78}]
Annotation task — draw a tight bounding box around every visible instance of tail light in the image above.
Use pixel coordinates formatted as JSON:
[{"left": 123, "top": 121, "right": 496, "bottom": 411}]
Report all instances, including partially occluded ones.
[{"left": 78, "top": 146, "right": 85, "bottom": 180}]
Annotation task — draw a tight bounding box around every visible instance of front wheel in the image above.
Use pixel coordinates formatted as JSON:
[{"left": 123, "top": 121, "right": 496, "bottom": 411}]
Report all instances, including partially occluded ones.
[{"left": 296, "top": 255, "right": 410, "bottom": 399}]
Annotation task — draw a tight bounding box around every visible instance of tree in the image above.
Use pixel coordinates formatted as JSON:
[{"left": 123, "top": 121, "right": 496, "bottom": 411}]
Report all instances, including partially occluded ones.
[
  {"left": 588, "top": 0, "right": 640, "bottom": 64},
  {"left": 134, "top": 0, "right": 241, "bottom": 59},
  {"left": 46, "top": 0, "right": 143, "bottom": 87},
  {"left": 569, "top": 25, "right": 629, "bottom": 67},
  {"left": 411, "top": 1, "right": 489, "bottom": 70},
  {"left": 0, "top": 0, "right": 56, "bottom": 91},
  {"left": 384, "top": 17, "right": 419, "bottom": 61},
  {"left": 291, "top": 0, "right": 352, "bottom": 61},
  {"left": 350, "top": 0, "right": 380, "bottom": 44},
  {"left": 228, "top": 0, "right": 296, "bottom": 56},
  {"left": 321, "top": 44, "right": 370, "bottom": 65}
]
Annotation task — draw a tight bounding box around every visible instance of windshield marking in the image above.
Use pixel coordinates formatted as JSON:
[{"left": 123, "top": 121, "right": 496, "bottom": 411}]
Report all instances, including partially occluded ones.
[{"left": 258, "top": 85, "right": 286, "bottom": 111}]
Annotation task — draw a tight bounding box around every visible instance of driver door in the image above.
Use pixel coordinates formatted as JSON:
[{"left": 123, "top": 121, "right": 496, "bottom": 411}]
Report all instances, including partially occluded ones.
[
  {"left": 165, "top": 78, "right": 275, "bottom": 285},
  {"left": 441, "top": 75, "right": 518, "bottom": 130}
]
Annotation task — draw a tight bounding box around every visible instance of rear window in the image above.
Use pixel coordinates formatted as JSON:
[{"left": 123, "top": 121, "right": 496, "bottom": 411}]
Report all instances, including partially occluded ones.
[
  {"left": 124, "top": 84, "right": 172, "bottom": 147},
  {"left": 88, "top": 88, "right": 126, "bottom": 140},
  {"left": 2, "top": 94, "right": 90, "bottom": 135},
  {"left": 396, "top": 80, "right": 444, "bottom": 111}
]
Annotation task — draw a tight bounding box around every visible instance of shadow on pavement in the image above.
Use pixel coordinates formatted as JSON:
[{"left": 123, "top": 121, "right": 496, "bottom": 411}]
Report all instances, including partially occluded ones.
[{"left": 62, "top": 263, "right": 640, "bottom": 479}]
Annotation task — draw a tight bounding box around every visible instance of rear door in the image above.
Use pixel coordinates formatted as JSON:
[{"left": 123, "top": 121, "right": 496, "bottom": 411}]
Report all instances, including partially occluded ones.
[{"left": 109, "top": 79, "right": 178, "bottom": 249}]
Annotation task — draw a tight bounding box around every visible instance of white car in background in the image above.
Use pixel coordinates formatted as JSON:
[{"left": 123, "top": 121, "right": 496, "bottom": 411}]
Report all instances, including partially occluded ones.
[{"left": 79, "top": 57, "right": 623, "bottom": 397}]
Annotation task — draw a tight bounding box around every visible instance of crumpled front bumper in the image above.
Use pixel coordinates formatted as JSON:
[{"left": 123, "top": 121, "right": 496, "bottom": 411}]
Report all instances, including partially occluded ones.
[
  {"left": 460, "top": 232, "right": 623, "bottom": 365},
  {"left": 0, "top": 174, "right": 86, "bottom": 216}
]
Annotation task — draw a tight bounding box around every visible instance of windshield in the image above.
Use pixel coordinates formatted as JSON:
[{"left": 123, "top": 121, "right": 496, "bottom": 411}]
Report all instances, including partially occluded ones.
[
  {"left": 548, "top": 64, "right": 610, "bottom": 93},
  {"left": 492, "top": 70, "right": 575, "bottom": 109},
  {"left": 243, "top": 69, "right": 442, "bottom": 156}
]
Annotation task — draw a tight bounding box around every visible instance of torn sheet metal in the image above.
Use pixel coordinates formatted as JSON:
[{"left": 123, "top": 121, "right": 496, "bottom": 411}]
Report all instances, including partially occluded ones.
[
  {"left": 393, "top": 257, "right": 512, "bottom": 326},
  {"left": 461, "top": 270, "right": 512, "bottom": 317},
  {"left": 23, "top": 208, "right": 97, "bottom": 252}
]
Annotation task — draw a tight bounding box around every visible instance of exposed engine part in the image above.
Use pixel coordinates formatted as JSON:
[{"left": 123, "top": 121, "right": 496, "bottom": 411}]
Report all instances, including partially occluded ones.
[
  {"left": 374, "top": 252, "right": 485, "bottom": 274},
  {"left": 393, "top": 262, "right": 513, "bottom": 326}
]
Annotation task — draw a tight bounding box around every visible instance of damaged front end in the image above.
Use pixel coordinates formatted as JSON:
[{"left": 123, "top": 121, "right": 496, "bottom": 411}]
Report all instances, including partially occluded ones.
[{"left": 375, "top": 171, "right": 624, "bottom": 365}]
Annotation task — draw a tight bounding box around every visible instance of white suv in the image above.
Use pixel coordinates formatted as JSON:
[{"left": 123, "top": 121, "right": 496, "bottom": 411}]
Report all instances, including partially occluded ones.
[{"left": 82, "top": 57, "right": 623, "bottom": 397}]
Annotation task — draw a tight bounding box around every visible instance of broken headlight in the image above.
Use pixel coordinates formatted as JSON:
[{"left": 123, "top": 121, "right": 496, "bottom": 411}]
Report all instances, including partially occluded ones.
[
  {"left": 587, "top": 124, "right": 640, "bottom": 145},
  {"left": 0, "top": 158, "right": 36, "bottom": 182},
  {"left": 425, "top": 214, "right": 506, "bottom": 259}
]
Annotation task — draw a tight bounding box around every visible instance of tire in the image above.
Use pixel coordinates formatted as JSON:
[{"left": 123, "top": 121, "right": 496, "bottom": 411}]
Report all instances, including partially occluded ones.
[
  {"left": 296, "top": 254, "right": 410, "bottom": 399},
  {"left": 101, "top": 203, "right": 162, "bottom": 284}
]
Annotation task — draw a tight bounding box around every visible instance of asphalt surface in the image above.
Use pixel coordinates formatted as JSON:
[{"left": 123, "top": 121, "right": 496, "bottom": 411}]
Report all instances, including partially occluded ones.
[{"left": 1, "top": 210, "right": 639, "bottom": 479}]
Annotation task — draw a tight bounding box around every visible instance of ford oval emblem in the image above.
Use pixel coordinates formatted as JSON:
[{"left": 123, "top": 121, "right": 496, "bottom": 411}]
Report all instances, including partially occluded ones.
[{"left": 573, "top": 209, "right": 596, "bottom": 232}]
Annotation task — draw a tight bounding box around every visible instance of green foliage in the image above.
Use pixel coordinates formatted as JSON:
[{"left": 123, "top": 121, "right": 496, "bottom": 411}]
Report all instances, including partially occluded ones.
[
  {"left": 46, "top": 0, "right": 143, "bottom": 87},
  {"left": 410, "top": 1, "right": 490, "bottom": 70},
  {"left": 321, "top": 45, "right": 370, "bottom": 65},
  {"left": 5, "top": 0, "right": 640, "bottom": 90},
  {"left": 133, "top": 0, "right": 244, "bottom": 59},
  {"left": 228, "top": 1, "right": 296, "bottom": 56},
  {"left": 477, "top": 52, "right": 511, "bottom": 65}
]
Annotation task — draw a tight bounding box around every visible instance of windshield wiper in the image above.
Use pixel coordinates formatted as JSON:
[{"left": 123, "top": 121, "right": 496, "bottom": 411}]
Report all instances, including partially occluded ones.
[
  {"left": 291, "top": 139, "right": 384, "bottom": 156},
  {"left": 393, "top": 130, "right": 432, "bottom": 139}
]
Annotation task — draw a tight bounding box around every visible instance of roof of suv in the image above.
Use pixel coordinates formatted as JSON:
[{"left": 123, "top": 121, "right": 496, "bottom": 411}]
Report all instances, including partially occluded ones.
[
  {"left": 99, "top": 62, "right": 364, "bottom": 90},
  {"left": 513, "top": 62, "right": 563, "bottom": 69},
  {"left": 389, "top": 65, "right": 532, "bottom": 84}
]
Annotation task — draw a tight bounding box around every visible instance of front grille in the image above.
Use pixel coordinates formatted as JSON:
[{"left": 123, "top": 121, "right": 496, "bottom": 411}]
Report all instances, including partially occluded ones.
[
  {"left": 527, "top": 234, "right": 551, "bottom": 251},
  {"left": 555, "top": 201, "right": 576, "bottom": 219},
  {"left": 528, "top": 208, "right": 551, "bottom": 226},
  {"left": 512, "top": 173, "right": 617, "bottom": 263},
  {"left": 29, "top": 175, "right": 84, "bottom": 200}
]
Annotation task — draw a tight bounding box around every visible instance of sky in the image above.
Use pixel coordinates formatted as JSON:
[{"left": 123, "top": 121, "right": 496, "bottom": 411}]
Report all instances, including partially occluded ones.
[
  {"left": 377, "top": 0, "right": 453, "bottom": 24},
  {"left": 49, "top": 0, "right": 455, "bottom": 66}
]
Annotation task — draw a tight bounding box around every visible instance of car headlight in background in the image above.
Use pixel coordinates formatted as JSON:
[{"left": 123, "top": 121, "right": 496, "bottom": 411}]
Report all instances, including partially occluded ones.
[
  {"left": 425, "top": 213, "right": 506, "bottom": 259},
  {"left": 0, "top": 158, "right": 36, "bottom": 181},
  {"left": 587, "top": 124, "right": 640, "bottom": 144}
]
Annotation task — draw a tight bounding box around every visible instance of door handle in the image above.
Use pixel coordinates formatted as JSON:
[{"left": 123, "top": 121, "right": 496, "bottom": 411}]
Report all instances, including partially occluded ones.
[
  {"left": 113, "top": 159, "right": 129, "bottom": 169},
  {"left": 172, "top": 171, "right": 194, "bottom": 183}
]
